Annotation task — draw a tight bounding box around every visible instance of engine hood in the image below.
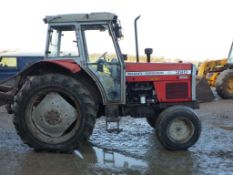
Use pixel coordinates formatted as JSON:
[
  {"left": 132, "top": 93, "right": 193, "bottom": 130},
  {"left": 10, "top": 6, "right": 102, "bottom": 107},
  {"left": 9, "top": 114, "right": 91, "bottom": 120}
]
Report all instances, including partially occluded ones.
[
  {"left": 125, "top": 62, "right": 194, "bottom": 79},
  {"left": 125, "top": 62, "right": 192, "bottom": 72}
]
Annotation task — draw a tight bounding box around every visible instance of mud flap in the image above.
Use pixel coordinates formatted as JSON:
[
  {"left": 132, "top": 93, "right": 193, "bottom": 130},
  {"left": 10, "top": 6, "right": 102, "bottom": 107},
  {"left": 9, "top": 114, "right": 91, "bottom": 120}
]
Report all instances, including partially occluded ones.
[{"left": 196, "top": 77, "right": 215, "bottom": 102}]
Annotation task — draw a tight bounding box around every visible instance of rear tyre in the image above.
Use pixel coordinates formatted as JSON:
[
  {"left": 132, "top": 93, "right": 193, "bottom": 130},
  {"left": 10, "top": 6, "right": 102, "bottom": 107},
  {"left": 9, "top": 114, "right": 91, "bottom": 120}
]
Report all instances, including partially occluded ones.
[
  {"left": 156, "top": 106, "right": 201, "bottom": 150},
  {"left": 216, "top": 69, "right": 233, "bottom": 99},
  {"left": 13, "top": 73, "right": 96, "bottom": 152}
]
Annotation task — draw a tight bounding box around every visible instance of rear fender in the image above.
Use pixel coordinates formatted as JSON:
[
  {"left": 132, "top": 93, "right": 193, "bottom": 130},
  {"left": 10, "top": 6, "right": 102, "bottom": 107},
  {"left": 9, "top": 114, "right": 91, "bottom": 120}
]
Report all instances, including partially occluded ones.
[
  {"left": 19, "top": 60, "right": 81, "bottom": 77},
  {"left": 17, "top": 60, "right": 103, "bottom": 105}
]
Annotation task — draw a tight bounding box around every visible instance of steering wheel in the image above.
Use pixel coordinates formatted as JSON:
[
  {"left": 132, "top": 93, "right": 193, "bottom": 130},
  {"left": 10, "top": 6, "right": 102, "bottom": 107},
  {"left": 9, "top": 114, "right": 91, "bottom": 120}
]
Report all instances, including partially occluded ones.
[{"left": 98, "top": 52, "right": 108, "bottom": 61}]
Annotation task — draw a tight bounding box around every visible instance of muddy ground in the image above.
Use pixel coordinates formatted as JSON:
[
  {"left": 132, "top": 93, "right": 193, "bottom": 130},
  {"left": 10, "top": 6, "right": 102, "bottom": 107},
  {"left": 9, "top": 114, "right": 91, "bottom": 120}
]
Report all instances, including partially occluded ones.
[{"left": 1, "top": 97, "right": 233, "bottom": 175}]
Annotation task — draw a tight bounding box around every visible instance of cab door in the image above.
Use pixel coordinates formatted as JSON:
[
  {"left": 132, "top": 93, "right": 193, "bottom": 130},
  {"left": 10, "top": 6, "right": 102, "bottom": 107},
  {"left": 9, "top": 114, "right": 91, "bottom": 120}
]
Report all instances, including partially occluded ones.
[{"left": 81, "top": 24, "right": 125, "bottom": 104}]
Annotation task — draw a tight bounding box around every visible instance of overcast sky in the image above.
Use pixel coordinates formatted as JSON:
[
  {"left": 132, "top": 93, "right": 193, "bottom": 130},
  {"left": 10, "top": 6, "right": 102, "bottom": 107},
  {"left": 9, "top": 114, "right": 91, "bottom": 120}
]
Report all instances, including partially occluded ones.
[{"left": 0, "top": 0, "right": 232, "bottom": 61}]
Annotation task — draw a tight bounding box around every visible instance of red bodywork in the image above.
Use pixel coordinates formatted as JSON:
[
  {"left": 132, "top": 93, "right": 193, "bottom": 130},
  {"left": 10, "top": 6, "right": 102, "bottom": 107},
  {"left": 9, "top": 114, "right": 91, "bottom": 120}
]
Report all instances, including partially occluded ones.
[
  {"left": 126, "top": 62, "right": 193, "bottom": 103},
  {"left": 44, "top": 60, "right": 193, "bottom": 103},
  {"left": 46, "top": 59, "right": 81, "bottom": 73}
]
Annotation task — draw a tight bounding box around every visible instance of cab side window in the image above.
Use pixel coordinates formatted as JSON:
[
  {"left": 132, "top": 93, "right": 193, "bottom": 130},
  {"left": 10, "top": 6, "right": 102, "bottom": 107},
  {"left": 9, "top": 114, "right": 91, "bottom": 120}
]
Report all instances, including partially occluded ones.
[{"left": 47, "top": 25, "right": 79, "bottom": 57}]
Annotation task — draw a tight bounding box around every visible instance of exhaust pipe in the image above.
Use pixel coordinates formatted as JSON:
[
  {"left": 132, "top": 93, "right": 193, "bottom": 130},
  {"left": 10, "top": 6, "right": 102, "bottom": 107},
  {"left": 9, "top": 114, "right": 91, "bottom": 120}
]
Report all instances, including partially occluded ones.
[{"left": 134, "top": 15, "right": 140, "bottom": 62}]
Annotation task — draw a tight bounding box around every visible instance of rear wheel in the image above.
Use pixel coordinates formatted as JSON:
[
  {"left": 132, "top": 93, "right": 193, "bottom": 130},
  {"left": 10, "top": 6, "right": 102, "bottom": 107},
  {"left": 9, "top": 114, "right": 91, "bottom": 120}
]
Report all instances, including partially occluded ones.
[
  {"left": 13, "top": 73, "right": 96, "bottom": 152},
  {"left": 216, "top": 69, "right": 233, "bottom": 99},
  {"left": 156, "top": 106, "right": 201, "bottom": 150}
]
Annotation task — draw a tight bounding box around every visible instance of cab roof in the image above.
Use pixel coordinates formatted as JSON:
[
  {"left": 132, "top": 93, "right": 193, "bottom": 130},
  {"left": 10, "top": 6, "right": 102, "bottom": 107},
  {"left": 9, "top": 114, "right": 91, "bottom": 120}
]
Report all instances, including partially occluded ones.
[{"left": 44, "top": 12, "right": 117, "bottom": 24}]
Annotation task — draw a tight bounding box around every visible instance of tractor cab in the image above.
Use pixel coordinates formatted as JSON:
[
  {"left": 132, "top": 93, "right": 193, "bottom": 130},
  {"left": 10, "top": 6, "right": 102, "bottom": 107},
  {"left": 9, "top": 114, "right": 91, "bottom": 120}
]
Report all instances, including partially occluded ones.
[{"left": 44, "top": 13, "right": 125, "bottom": 104}]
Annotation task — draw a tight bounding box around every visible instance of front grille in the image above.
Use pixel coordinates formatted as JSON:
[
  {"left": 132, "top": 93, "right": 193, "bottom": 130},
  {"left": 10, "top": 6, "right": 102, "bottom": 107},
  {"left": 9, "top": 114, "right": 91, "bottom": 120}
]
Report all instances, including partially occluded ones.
[{"left": 166, "top": 83, "right": 188, "bottom": 99}]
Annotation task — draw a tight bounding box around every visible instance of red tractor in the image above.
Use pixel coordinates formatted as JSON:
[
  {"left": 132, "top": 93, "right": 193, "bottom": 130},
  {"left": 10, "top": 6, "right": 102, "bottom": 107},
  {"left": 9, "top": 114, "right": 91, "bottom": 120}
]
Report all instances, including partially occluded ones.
[{"left": 0, "top": 13, "right": 201, "bottom": 152}]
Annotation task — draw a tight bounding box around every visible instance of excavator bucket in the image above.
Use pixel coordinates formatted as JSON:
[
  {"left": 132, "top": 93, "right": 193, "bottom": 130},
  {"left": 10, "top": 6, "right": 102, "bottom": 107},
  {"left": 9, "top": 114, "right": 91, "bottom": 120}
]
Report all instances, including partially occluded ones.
[{"left": 196, "top": 77, "right": 215, "bottom": 102}]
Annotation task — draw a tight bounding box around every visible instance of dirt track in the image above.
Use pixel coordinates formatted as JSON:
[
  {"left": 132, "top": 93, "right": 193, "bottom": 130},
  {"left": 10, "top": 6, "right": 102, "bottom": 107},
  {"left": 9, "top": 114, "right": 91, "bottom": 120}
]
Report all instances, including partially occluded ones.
[{"left": 1, "top": 97, "right": 233, "bottom": 175}]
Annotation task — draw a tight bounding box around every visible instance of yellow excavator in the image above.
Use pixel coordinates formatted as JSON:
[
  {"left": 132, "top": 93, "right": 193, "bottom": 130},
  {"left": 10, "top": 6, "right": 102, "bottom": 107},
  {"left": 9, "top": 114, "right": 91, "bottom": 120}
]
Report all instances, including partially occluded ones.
[{"left": 196, "top": 42, "right": 233, "bottom": 102}]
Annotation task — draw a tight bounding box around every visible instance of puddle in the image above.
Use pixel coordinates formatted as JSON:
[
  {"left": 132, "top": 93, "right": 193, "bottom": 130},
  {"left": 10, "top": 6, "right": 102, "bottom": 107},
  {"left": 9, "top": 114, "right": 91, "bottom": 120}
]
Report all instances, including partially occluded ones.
[
  {"left": 0, "top": 145, "right": 148, "bottom": 175},
  {"left": 74, "top": 147, "right": 147, "bottom": 168}
]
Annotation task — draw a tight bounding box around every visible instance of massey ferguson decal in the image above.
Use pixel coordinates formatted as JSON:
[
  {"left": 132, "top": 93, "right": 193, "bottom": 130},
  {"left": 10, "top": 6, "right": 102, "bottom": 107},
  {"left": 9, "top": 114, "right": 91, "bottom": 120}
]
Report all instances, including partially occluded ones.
[{"left": 126, "top": 70, "right": 192, "bottom": 76}]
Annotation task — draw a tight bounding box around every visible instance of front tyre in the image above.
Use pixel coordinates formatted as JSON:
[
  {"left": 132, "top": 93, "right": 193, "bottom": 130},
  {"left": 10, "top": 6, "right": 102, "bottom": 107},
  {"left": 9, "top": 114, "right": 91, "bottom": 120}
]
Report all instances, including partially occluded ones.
[
  {"left": 13, "top": 73, "right": 96, "bottom": 152},
  {"left": 156, "top": 106, "right": 201, "bottom": 150}
]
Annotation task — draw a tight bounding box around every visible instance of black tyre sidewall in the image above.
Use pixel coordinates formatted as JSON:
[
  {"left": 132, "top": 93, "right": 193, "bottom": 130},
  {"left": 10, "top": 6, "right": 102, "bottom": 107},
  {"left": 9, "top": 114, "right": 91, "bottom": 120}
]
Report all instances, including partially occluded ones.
[
  {"left": 156, "top": 106, "right": 201, "bottom": 150},
  {"left": 13, "top": 74, "right": 96, "bottom": 152}
]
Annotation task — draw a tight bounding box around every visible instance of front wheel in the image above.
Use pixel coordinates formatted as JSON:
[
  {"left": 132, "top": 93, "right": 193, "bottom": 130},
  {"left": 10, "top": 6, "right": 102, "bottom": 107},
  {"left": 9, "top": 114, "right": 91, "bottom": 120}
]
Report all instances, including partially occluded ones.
[
  {"left": 13, "top": 73, "right": 96, "bottom": 152},
  {"left": 156, "top": 106, "right": 201, "bottom": 150}
]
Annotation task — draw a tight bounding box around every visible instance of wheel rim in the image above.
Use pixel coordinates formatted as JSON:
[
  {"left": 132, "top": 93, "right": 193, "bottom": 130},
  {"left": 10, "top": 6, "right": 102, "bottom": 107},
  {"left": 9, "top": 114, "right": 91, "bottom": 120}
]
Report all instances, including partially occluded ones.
[
  {"left": 227, "top": 78, "right": 233, "bottom": 94},
  {"left": 25, "top": 88, "right": 81, "bottom": 144},
  {"left": 167, "top": 117, "right": 194, "bottom": 143}
]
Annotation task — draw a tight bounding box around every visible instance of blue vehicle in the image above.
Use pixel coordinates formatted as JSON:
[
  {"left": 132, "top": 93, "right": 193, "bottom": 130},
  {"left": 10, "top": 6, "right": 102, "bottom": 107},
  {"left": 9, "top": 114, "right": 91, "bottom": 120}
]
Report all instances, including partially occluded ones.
[{"left": 0, "top": 53, "right": 43, "bottom": 82}]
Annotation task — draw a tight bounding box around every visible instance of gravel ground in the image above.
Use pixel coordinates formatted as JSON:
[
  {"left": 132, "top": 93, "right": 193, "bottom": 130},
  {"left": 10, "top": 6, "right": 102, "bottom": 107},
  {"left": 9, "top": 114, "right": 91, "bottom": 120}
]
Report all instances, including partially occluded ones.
[{"left": 0, "top": 97, "right": 233, "bottom": 175}]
